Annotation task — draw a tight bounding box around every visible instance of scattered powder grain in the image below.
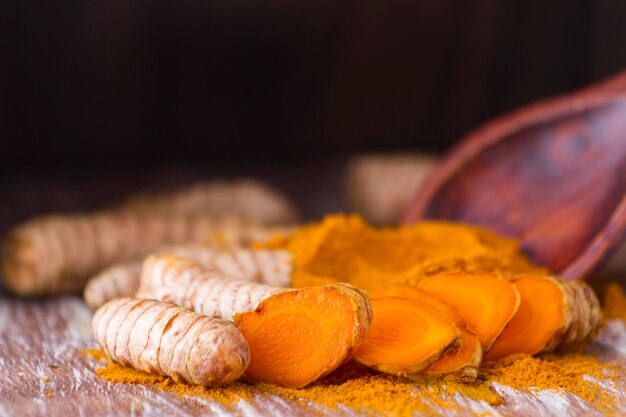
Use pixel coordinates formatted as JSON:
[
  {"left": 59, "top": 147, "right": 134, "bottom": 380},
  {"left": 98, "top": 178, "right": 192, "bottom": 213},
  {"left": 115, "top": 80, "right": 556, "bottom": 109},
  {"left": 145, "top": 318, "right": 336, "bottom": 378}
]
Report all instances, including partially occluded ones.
[
  {"left": 82, "top": 348, "right": 108, "bottom": 362},
  {"left": 91, "top": 352, "right": 623, "bottom": 416},
  {"left": 482, "top": 354, "right": 621, "bottom": 409}
]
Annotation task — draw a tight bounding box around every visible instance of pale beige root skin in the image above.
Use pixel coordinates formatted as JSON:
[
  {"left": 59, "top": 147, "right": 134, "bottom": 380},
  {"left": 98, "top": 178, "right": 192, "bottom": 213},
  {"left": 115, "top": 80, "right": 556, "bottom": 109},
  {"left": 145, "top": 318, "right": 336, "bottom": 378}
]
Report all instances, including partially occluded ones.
[
  {"left": 549, "top": 277, "right": 602, "bottom": 353},
  {"left": 455, "top": 339, "right": 482, "bottom": 381},
  {"left": 92, "top": 298, "right": 250, "bottom": 385},
  {"left": 1, "top": 212, "right": 258, "bottom": 296},
  {"left": 83, "top": 243, "right": 220, "bottom": 309},
  {"left": 123, "top": 179, "right": 299, "bottom": 224},
  {"left": 84, "top": 261, "right": 143, "bottom": 310},
  {"left": 137, "top": 254, "right": 285, "bottom": 321},
  {"left": 84, "top": 246, "right": 293, "bottom": 309},
  {"left": 345, "top": 154, "right": 438, "bottom": 225},
  {"left": 2, "top": 178, "right": 297, "bottom": 297},
  {"left": 212, "top": 249, "right": 292, "bottom": 287},
  {"left": 451, "top": 361, "right": 481, "bottom": 381},
  {"left": 331, "top": 283, "right": 374, "bottom": 352}
]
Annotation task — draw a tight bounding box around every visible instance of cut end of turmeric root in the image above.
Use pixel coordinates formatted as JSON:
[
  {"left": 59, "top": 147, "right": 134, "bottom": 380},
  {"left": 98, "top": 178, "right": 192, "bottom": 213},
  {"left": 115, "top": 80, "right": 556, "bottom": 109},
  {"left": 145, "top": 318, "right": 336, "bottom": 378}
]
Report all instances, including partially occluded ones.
[
  {"left": 234, "top": 283, "right": 372, "bottom": 388},
  {"left": 485, "top": 275, "right": 602, "bottom": 361},
  {"left": 354, "top": 297, "right": 461, "bottom": 376},
  {"left": 417, "top": 272, "right": 520, "bottom": 351}
]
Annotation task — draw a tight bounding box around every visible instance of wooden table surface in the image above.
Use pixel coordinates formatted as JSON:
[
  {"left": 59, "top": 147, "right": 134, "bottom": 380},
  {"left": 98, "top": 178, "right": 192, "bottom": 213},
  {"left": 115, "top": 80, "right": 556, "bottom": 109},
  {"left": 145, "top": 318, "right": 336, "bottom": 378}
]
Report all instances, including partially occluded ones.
[
  {"left": 1, "top": 285, "right": 626, "bottom": 417},
  {"left": 1, "top": 163, "right": 625, "bottom": 416}
]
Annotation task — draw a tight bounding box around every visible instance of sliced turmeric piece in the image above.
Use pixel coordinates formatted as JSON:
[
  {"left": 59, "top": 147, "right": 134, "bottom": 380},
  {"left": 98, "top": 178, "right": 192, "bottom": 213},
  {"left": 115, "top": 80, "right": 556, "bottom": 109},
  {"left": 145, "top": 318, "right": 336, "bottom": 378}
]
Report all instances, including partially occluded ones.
[
  {"left": 485, "top": 275, "right": 602, "bottom": 361},
  {"left": 372, "top": 285, "right": 466, "bottom": 328},
  {"left": 234, "top": 284, "right": 372, "bottom": 388},
  {"left": 425, "top": 328, "right": 482, "bottom": 379},
  {"left": 373, "top": 285, "right": 481, "bottom": 378},
  {"left": 353, "top": 297, "right": 461, "bottom": 376},
  {"left": 417, "top": 272, "right": 520, "bottom": 351}
]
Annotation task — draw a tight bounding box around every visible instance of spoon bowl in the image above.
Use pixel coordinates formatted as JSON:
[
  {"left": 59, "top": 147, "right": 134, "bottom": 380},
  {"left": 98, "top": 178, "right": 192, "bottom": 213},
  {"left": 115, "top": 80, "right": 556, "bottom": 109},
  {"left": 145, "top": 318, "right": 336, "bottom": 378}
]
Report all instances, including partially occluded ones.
[{"left": 405, "top": 71, "right": 626, "bottom": 280}]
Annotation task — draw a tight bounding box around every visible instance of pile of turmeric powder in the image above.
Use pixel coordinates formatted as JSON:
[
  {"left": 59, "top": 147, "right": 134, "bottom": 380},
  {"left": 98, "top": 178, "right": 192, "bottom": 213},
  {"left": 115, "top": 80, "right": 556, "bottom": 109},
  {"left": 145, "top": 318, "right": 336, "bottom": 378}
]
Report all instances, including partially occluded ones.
[{"left": 264, "top": 214, "right": 548, "bottom": 291}]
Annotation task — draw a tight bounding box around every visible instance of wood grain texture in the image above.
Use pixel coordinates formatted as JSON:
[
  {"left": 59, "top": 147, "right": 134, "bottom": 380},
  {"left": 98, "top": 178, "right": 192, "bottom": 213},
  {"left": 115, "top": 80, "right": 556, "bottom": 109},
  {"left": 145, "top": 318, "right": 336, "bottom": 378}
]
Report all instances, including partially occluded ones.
[
  {"left": 0, "top": 293, "right": 625, "bottom": 417},
  {"left": 405, "top": 70, "right": 626, "bottom": 280}
]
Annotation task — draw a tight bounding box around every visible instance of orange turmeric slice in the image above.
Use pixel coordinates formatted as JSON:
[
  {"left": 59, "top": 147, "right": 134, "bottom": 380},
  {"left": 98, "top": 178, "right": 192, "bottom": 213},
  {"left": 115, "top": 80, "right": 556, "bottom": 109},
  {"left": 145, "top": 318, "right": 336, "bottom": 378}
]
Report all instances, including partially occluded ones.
[
  {"left": 354, "top": 297, "right": 461, "bottom": 376},
  {"left": 372, "top": 285, "right": 466, "bottom": 328},
  {"left": 485, "top": 275, "right": 602, "bottom": 361},
  {"left": 234, "top": 283, "right": 372, "bottom": 388},
  {"left": 417, "top": 272, "right": 520, "bottom": 351},
  {"left": 373, "top": 285, "right": 481, "bottom": 378},
  {"left": 425, "top": 328, "right": 482, "bottom": 378}
]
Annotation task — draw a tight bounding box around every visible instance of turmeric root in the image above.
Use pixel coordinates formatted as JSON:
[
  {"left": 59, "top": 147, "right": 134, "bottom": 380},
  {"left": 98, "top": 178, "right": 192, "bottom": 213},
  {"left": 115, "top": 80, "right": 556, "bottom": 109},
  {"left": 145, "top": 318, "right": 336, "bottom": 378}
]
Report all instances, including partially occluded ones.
[
  {"left": 2, "top": 212, "right": 255, "bottom": 296},
  {"left": 345, "top": 154, "right": 437, "bottom": 224},
  {"left": 84, "top": 261, "right": 143, "bottom": 310},
  {"left": 84, "top": 247, "right": 292, "bottom": 309},
  {"left": 83, "top": 243, "right": 219, "bottom": 309},
  {"left": 3, "top": 178, "right": 297, "bottom": 297},
  {"left": 92, "top": 298, "right": 250, "bottom": 386},
  {"left": 373, "top": 285, "right": 482, "bottom": 378},
  {"left": 485, "top": 275, "right": 602, "bottom": 361},
  {"left": 137, "top": 254, "right": 285, "bottom": 320},
  {"left": 417, "top": 272, "right": 520, "bottom": 351},
  {"left": 212, "top": 249, "right": 292, "bottom": 287},
  {"left": 235, "top": 283, "right": 372, "bottom": 388},
  {"left": 139, "top": 254, "right": 372, "bottom": 388},
  {"left": 123, "top": 179, "right": 299, "bottom": 224},
  {"left": 353, "top": 297, "right": 460, "bottom": 376}
]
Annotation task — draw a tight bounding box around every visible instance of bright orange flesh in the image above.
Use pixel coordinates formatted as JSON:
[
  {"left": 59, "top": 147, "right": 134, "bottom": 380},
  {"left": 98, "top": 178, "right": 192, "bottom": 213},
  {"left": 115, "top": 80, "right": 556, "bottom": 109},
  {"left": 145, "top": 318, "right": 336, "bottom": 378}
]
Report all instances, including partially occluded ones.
[
  {"left": 374, "top": 285, "right": 481, "bottom": 375},
  {"left": 234, "top": 285, "right": 369, "bottom": 388},
  {"left": 485, "top": 275, "right": 565, "bottom": 361},
  {"left": 354, "top": 297, "right": 460, "bottom": 375},
  {"left": 426, "top": 328, "right": 481, "bottom": 374},
  {"left": 372, "top": 285, "right": 466, "bottom": 328},
  {"left": 417, "top": 273, "right": 520, "bottom": 350}
]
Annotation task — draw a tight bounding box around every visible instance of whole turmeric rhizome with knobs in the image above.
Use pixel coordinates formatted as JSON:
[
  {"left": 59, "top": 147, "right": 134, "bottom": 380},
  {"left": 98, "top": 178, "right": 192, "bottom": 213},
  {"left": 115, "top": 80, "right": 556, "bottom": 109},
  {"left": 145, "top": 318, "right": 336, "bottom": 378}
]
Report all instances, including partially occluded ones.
[{"left": 91, "top": 214, "right": 602, "bottom": 397}]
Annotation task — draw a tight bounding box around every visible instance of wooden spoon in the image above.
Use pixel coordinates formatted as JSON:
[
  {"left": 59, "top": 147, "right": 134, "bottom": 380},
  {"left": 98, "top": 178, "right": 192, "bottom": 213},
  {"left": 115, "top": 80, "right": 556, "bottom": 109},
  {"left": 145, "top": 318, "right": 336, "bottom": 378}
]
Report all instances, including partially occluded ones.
[{"left": 405, "top": 71, "right": 626, "bottom": 280}]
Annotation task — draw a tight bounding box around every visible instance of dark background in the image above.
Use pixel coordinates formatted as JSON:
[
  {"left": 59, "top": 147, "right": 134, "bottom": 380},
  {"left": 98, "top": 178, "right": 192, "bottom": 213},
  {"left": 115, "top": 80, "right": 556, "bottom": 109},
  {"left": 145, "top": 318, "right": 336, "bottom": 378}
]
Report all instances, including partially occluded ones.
[{"left": 2, "top": 0, "right": 626, "bottom": 224}]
